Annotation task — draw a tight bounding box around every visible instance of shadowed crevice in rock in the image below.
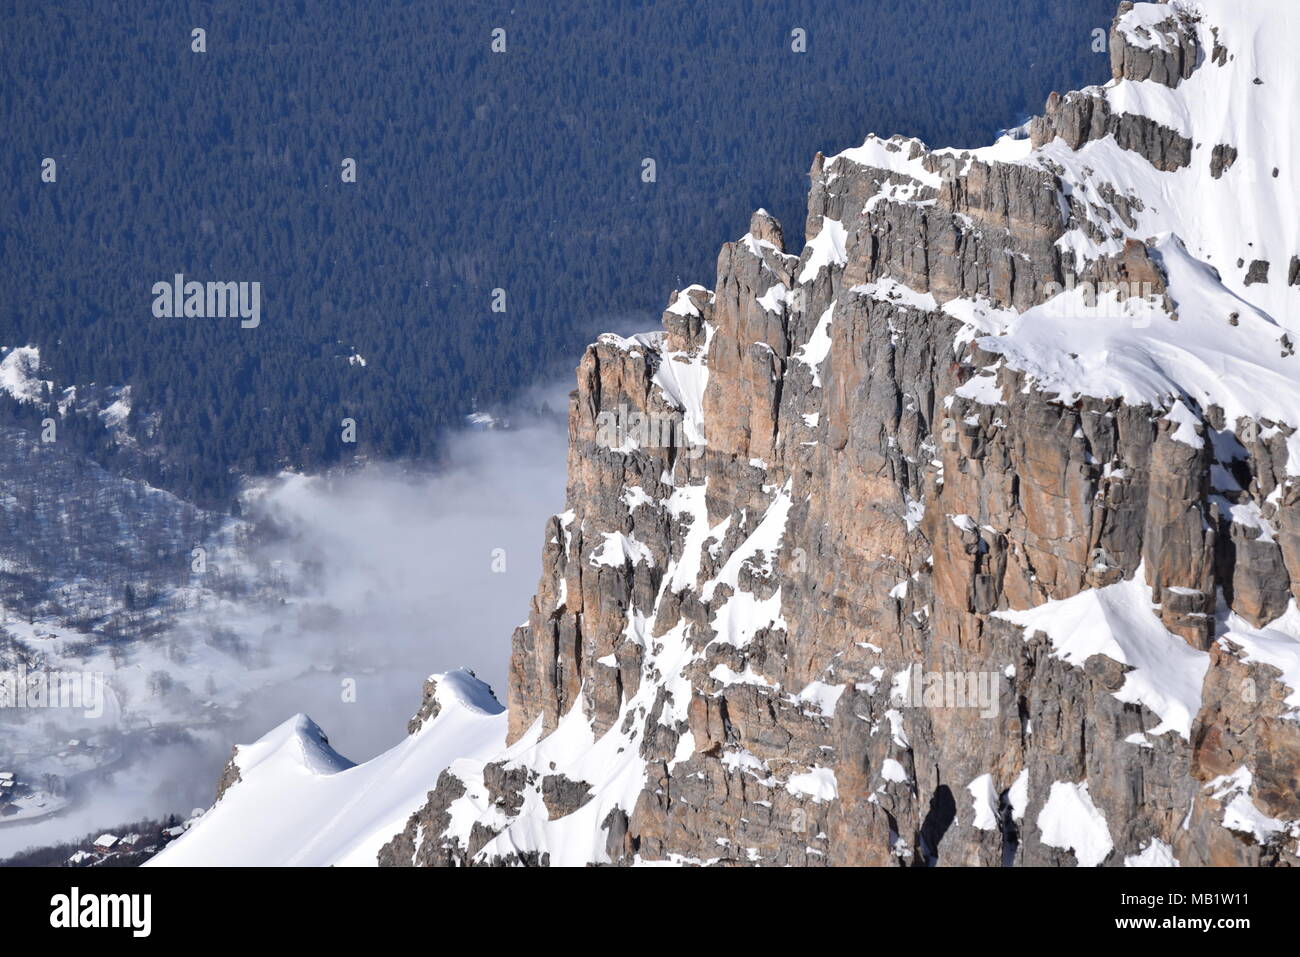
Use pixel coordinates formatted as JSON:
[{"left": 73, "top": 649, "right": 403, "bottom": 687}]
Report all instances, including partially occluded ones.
[{"left": 918, "top": 785, "right": 958, "bottom": 866}]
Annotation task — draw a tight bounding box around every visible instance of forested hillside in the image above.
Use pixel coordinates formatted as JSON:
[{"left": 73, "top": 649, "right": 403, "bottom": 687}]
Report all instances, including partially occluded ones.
[{"left": 3, "top": 0, "right": 1117, "bottom": 505}]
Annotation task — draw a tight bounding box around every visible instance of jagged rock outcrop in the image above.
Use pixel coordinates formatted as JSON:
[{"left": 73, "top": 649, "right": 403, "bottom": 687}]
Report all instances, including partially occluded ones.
[
  {"left": 1108, "top": 0, "right": 1199, "bottom": 87},
  {"left": 213, "top": 748, "right": 242, "bottom": 803},
  {"left": 406, "top": 674, "right": 443, "bottom": 734},
  {"left": 1029, "top": 90, "right": 1192, "bottom": 172},
  {"left": 381, "top": 0, "right": 1300, "bottom": 867}
]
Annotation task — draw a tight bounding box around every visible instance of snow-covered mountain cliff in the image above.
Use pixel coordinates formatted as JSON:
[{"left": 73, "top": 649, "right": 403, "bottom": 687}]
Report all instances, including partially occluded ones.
[{"left": 155, "top": 0, "right": 1300, "bottom": 867}]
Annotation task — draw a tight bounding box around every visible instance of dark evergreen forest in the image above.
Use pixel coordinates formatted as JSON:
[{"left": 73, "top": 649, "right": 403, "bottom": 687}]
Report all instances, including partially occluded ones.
[{"left": 2, "top": 0, "right": 1118, "bottom": 506}]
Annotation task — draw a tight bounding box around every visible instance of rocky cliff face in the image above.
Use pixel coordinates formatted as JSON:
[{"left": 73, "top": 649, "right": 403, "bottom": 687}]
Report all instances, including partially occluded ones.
[{"left": 379, "top": 0, "right": 1300, "bottom": 867}]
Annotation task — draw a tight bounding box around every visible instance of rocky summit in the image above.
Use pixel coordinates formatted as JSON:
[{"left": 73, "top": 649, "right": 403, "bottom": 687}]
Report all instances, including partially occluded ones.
[{"left": 157, "top": 0, "right": 1300, "bottom": 868}]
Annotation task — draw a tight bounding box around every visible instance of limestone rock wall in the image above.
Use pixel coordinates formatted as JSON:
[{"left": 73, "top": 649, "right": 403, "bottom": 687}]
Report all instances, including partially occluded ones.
[{"left": 382, "top": 0, "right": 1300, "bottom": 867}]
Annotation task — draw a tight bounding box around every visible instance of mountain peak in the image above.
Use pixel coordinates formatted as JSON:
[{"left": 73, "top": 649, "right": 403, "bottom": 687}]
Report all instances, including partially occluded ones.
[{"left": 172, "top": 0, "right": 1300, "bottom": 868}]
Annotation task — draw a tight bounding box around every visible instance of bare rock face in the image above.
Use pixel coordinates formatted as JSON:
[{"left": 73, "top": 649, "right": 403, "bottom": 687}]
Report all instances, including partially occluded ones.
[
  {"left": 1245, "top": 260, "right": 1270, "bottom": 285},
  {"left": 377, "top": 768, "right": 470, "bottom": 867},
  {"left": 1109, "top": 1, "right": 1200, "bottom": 87},
  {"left": 213, "top": 748, "right": 242, "bottom": 803},
  {"left": 541, "top": 774, "right": 594, "bottom": 820},
  {"left": 381, "top": 0, "right": 1300, "bottom": 867},
  {"left": 406, "top": 674, "right": 443, "bottom": 735},
  {"left": 1029, "top": 88, "right": 1192, "bottom": 172},
  {"left": 1210, "top": 143, "right": 1239, "bottom": 178}
]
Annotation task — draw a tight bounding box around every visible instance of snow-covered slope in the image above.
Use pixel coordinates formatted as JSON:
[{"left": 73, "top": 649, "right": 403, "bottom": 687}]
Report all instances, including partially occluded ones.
[
  {"left": 1063, "top": 0, "right": 1297, "bottom": 313},
  {"left": 147, "top": 670, "right": 506, "bottom": 867}
]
